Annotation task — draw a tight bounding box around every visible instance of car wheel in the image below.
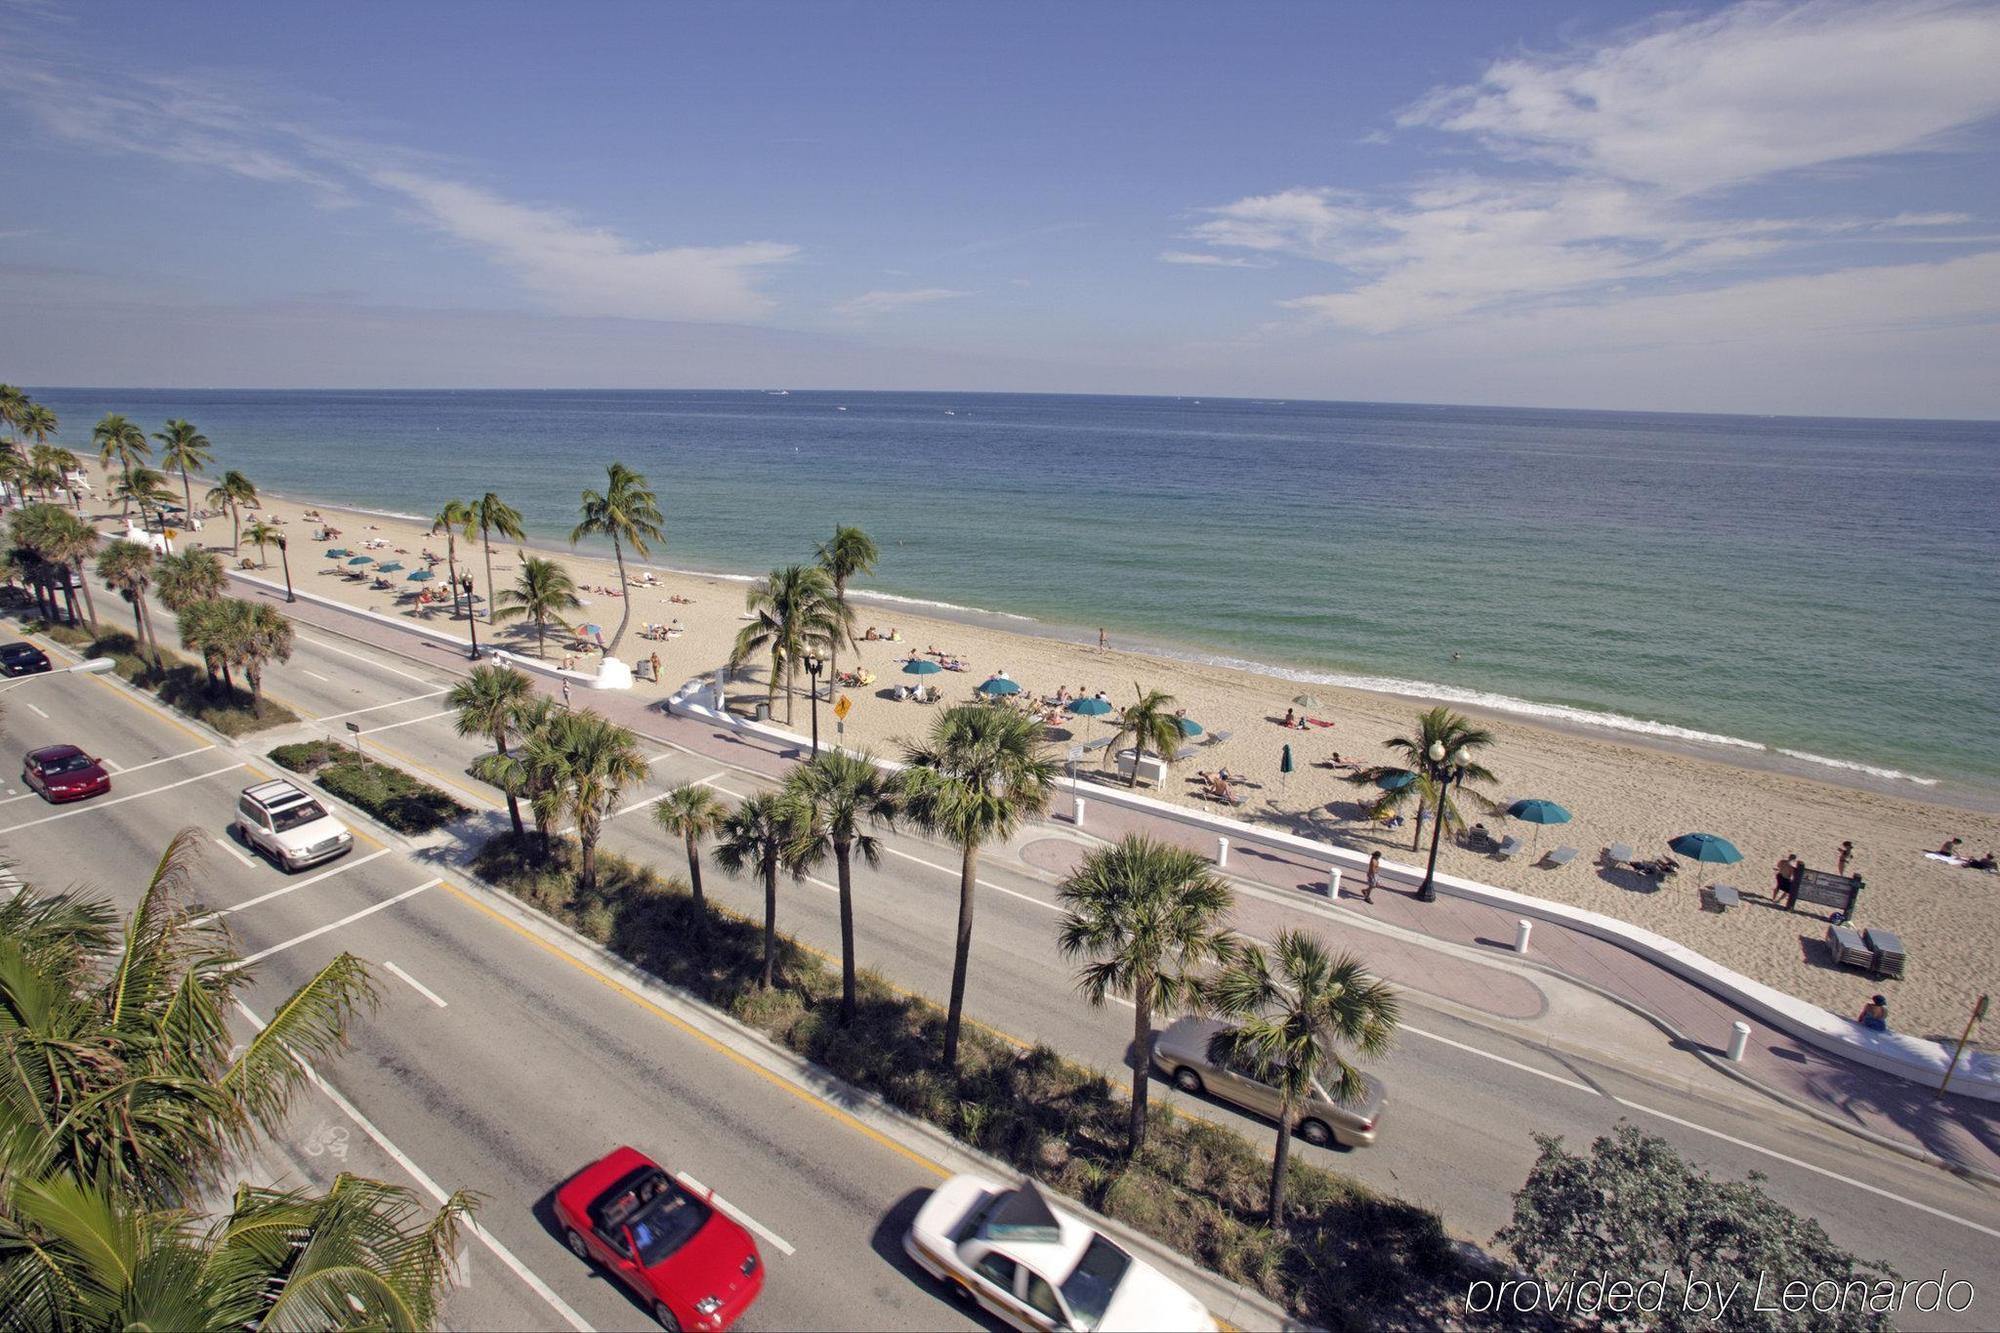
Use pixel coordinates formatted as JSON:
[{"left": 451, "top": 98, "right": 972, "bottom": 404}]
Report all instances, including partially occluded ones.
[
  {"left": 653, "top": 1300, "right": 682, "bottom": 1332},
  {"left": 1172, "top": 1067, "right": 1204, "bottom": 1094},
  {"left": 1299, "top": 1119, "right": 1337, "bottom": 1148},
  {"left": 563, "top": 1228, "right": 591, "bottom": 1262}
]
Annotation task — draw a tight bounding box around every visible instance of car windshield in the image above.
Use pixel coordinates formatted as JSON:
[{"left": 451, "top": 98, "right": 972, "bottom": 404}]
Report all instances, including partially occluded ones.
[
  {"left": 1060, "top": 1235, "right": 1132, "bottom": 1331},
  {"left": 269, "top": 800, "right": 329, "bottom": 832},
  {"left": 43, "top": 754, "right": 94, "bottom": 774},
  {"left": 626, "top": 1186, "right": 712, "bottom": 1266}
]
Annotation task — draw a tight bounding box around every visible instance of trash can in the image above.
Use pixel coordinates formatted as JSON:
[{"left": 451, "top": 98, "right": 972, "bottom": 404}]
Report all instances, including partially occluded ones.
[{"left": 754, "top": 701, "right": 771, "bottom": 722}]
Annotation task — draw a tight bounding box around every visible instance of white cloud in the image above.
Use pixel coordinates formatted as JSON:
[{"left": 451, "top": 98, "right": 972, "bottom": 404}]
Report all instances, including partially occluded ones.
[
  {"left": 831, "top": 287, "right": 974, "bottom": 319},
  {"left": 1158, "top": 250, "right": 1274, "bottom": 269}
]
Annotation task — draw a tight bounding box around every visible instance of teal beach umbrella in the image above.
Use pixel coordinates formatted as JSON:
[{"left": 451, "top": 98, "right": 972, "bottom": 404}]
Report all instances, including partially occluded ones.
[
  {"left": 1176, "top": 717, "right": 1204, "bottom": 737},
  {"left": 375, "top": 561, "right": 404, "bottom": 573},
  {"left": 1668, "top": 832, "right": 1743, "bottom": 886},
  {"left": 1508, "top": 798, "right": 1572, "bottom": 851},
  {"left": 902, "top": 658, "right": 943, "bottom": 675},
  {"left": 1376, "top": 768, "right": 1417, "bottom": 792},
  {"left": 976, "top": 677, "right": 1021, "bottom": 696},
  {"left": 324, "top": 547, "right": 349, "bottom": 558},
  {"left": 1065, "top": 697, "right": 1112, "bottom": 717},
  {"left": 406, "top": 568, "right": 435, "bottom": 581},
  {"left": 346, "top": 555, "right": 373, "bottom": 566}
]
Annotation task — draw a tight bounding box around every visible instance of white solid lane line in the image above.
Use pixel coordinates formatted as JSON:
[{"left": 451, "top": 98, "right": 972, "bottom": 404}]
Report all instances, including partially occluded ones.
[
  {"left": 295, "top": 634, "right": 439, "bottom": 686},
  {"left": 23, "top": 702, "right": 47, "bottom": 719},
  {"left": 112, "top": 744, "right": 217, "bottom": 777},
  {"left": 385, "top": 960, "right": 448, "bottom": 1008},
  {"left": 211, "top": 836, "right": 258, "bottom": 868},
  {"left": 315, "top": 689, "right": 449, "bottom": 724},
  {"left": 676, "top": 1174, "right": 796, "bottom": 1257},
  {"left": 359, "top": 708, "right": 457, "bottom": 735},
  {"left": 100, "top": 757, "right": 123, "bottom": 773},
  {"left": 231, "top": 999, "right": 593, "bottom": 1332},
  {"left": 239, "top": 878, "right": 439, "bottom": 965},
  {"left": 0, "top": 763, "right": 245, "bottom": 834},
  {"left": 1400, "top": 1024, "right": 1601, "bottom": 1096},
  {"left": 203, "top": 848, "right": 392, "bottom": 919},
  {"left": 880, "top": 843, "right": 1061, "bottom": 915},
  {"left": 1611, "top": 1095, "right": 2000, "bottom": 1241},
  {"left": 302, "top": 669, "right": 331, "bottom": 683}
]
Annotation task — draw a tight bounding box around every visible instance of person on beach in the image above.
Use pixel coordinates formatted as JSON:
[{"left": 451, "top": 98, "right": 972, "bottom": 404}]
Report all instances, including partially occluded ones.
[
  {"left": 1777, "top": 853, "right": 1803, "bottom": 909},
  {"left": 1098, "top": 627, "right": 1107, "bottom": 649},
  {"left": 1282, "top": 708, "right": 1297, "bottom": 728},
  {"left": 1937, "top": 837, "right": 1963, "bottom": 858},
  {"left": 1363, "top": 850, "right": 1380, "bottom": 904},
  {"left": 1837, "top": 840, "right": 1855, "bottom": 875},
  {"left": 1773, "top": 854, "right": 1794, "bottom": 903},
  {"left": 1965, "top": 851, "right": 1997, "bottom": 871},
  {"left": 1857, "top": 995, "right": 1889, "bottom": 1032},
  {"left": 561, "top": 680, "right": 572, "bottom": 710},
  {"left": 650, "top": 652, "right": 662, "bottom": 683}
]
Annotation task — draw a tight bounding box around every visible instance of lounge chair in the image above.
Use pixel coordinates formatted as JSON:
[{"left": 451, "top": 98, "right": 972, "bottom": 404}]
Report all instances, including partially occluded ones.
[
  {"left": 1702, "top": 883, "right": 1741, "bottom": 912},
  {"left": 1495, "top": 836, "right": 1525, "bottom": 860},
  {"left": 1605, "top": 843, "right": 1635, "bottom": 868},
  {"left": 1542, "top": 845, "right": 1579, "bottom": 868}
]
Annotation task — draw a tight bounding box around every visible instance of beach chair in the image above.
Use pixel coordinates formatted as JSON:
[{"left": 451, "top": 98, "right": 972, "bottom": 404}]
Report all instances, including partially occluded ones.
[
  {"left": 1605, "top": 843, "right": 1635, "bottom": 868},
  {"left": 1202, "top": 729, "right": 1233, "bottom": 747},
  {"left": 1826, "top": 923, "right": 1874, "bottom": 972},
  {"left": 1702, "top": 883, "right": 1741, "bottom": 912},
  {"left": 1542, "top": 845, "right": 1579, "bottom": 869},
  {"left": 1495, "top": 836, "right": 1525, "bottom": 860},
  {"left": 1863, "top": 927, "right": 1906, "bottom": 979}
]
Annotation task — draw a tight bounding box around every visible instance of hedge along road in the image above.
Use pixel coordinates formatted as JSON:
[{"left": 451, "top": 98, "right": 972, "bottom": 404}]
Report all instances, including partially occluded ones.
[{"left": 0, "top": 641, "right": 984, "bottom": 1332}]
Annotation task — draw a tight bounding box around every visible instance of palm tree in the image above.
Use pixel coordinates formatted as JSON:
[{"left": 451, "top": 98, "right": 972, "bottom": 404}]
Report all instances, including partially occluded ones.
[
  {"left": 43, "top": 508, "right": 101, "bottom": 627},
  {"left": 783, "top": 750, "right": 899, "bottom": 1023},
  {"left": 178, "top": 598, "right": 235, "bottom": 690},
  {"left": 92, "top": 412, "right": 150, "bottom": 518},
  {"left": 730, "top": 563, "right": 846, "bottom": 723},
  {"left": 1109, "top": 685, "right": 1184, "bottom": 788},
  {"left": 156, "top": 547, "right": 227, "bottom": 612},
  {"left": 114, "top": 465, "right": 175, "bottom": 530},
  {"left": 97, "top": 539, "right": 161, "bottom": 663},
  {"left": 28, "top": 443, "right": 73, "bottom": 505},
  {"left": 231, "top": 600, "right": 293, "bottom": 709},
  {"left": 431, "top": 497, "right": 474, "bottom": 619},
  {"left": 494, "top": 554, "right": 582, "bottom": 657},
  {"left": 0, "top": 448, "right": 25, "bottom": 506},
  {"left": 653, "top": 783, "right": 728, "bottom": 920},
  {"left": 205, "top": 470, "right": 257, "bottom": 554},
  {"left": 8, "top": 501, "right": 75, "bottom": 620},
  {"left": 154, "top": 417, "right": 212, "bottom": 523},
  {"left": 470, "top": 492, "right": 526, "bottom": 623},
  {"left": 244, "top": 518, "right": 283, "bottom": 568},
  {"left": 1057, "top": 835, "right": 1236, "bottom": 1155},
  {"left": 815, "top": 524, "right": 878, "bottom": 690},
  {"left": 713, "top": 791, "right": 797, "bottom": 989},
  {"left": 548, "top": 710, "right": 647, "bottom": 894},
  {"left": 900, "top": 705, "right": 1060, "bottom": 1068},
  {"left": 0, "top": 383, "right": 24, "bottom": 446},
  {"left": 1206, "top": 931, "right": 1399, "bottom": 1227},
  {"left": 474, "top": 696, "right": 564, "bottom": 854},
  {"left": 13, "top": 402, "right": 58, "bottom": 500},
  {"left": 1347, "top": 705, "right": 1501, "bottom": 852},
  {"left": 571, "top": 462, "right": 665, "bottom": 656},
  {"left": 450, "top": 664, "right": 533, "bottom": 837}
]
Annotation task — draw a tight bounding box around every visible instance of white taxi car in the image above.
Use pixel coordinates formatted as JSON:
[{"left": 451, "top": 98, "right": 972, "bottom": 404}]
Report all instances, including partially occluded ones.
[
  {"left": 904, "top": 1174, "right": 1213, "bottom": 1331},
  {"left": 233, "top": 779, "right": 354, "bottom": 872}
]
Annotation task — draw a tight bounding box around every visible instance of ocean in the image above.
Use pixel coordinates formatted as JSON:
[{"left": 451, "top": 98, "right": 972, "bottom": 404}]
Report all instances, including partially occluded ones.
[{"left": 23, "top": 388, "right": 2000, "bottom": 797}]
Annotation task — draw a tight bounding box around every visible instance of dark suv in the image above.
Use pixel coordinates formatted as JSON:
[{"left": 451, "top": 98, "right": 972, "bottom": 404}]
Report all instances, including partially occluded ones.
[{"left": 0, "top": 642, "right": 52, "bottom": 676}]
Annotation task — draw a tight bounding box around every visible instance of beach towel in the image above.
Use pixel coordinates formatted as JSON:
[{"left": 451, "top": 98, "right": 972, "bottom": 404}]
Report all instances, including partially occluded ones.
[
  {"left": 1308, "top": 718, "right": 1336, "bottom": 728},
  {"left": 1924, "top": 852, "right": 1969, "bottom": 866}
]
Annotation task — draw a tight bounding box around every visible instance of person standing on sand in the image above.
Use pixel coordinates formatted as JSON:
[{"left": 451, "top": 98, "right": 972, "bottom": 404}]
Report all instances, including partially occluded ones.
[
  {"left": 1363, "top": 850, "right": 1380, "bottom": 904},
  {"left": 1837, "top": 840, "right": 1855, "bottom": 875},
  {"left": 651, "top": 651, "right": 662, "bottom": 684},
  {"left": 1772, "top": 854, "right": 1792, "bottom": 903},
  {"left": 1097, "top": 627, "right": 1108, "bottom": 649}
]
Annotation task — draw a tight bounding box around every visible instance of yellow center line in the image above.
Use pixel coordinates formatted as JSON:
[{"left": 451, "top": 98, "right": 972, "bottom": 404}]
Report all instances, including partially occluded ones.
[{"left": 437, "top": 880, "right": 949, "bottom": 1180}]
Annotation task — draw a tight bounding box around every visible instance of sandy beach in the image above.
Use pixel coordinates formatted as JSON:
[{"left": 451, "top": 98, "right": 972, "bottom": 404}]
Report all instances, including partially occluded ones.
[{"left": 111, "top": 480, "right": 2000, "bottom": 1040}]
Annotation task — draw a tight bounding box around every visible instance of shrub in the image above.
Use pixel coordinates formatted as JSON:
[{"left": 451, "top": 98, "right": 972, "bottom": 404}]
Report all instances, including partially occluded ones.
[
  {"left": 268, "top": 746, "right": 470, "bottom": 835},
  {"left": 22, "top": 621, "right": 296, "bottom": 736}
]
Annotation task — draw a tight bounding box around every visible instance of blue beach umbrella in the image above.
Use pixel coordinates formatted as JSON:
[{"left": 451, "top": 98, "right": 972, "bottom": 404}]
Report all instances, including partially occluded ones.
[
  {"left": 346, "top": 555, "right": 374, "bottom": 566},
  {"left": 405, "top": 569, "right": 435, "bottom": 582},
  {"left": 1065, "top": 696, "right": 1112, "bottom": 717},
  {"left": 976, "top": 677, "right": 1021, "bottom": 696},
  {"left": 324, "top": 548, "right": 349, "bottom": 558},
  {"left": 1280, "top": 742, "right": 1295, "bottom": 791},
  {"left": 374, "top": 561, "right": 404, "bottom": 573},
  {"left": 1507, "top": 799, "right": 1572, "bottom": 825},
  {"left": 1176, "top": 717, "right": 1204, "bottom": 737},
  {"left": 1375, "top": 768, "right": 1417, "bottom": 792},
  {"left": 902, "top": 658, "right": 943, "bottom": 675},
  {"left": 1668, "top": 832, "right": 1742, "bottom": 864}
]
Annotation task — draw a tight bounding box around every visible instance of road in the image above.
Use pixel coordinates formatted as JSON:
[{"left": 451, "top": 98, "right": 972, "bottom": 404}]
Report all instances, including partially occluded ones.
[{"left": 8, "top": 585, "right": 2000, "bottom": 1329}]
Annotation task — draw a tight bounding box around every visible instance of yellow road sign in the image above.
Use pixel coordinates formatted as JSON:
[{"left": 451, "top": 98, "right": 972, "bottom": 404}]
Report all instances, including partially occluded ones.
[
  {"left": 163, "top": 528, "right": 178, "bottom": 540},
  {"left": 833, "top": 693, "right": 852, "bottom": 720}
]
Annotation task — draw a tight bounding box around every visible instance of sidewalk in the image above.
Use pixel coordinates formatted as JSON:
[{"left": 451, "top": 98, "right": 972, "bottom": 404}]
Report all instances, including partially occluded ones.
[{"left": 230, "top": 575, "right": 2000, "bottom": 1183}]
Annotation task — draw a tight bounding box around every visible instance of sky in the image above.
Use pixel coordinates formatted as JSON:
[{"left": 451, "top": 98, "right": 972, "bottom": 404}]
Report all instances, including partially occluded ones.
[{"left": 3, "top": 0, "right": 1999, "bottom": 417}]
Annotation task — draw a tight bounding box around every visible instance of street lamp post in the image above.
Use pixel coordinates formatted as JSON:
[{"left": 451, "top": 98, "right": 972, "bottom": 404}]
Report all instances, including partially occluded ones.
[
  {"left": 804, "top": 653, "right": 823, "bottom": 757},
  {"left": 275, "top": 534, "right": 295, "bottom": 603},
  {"left": 0, "top": 656, "right": 116, "bottom": 695},
  {"left": 1416, "top": 739, "right": 1466, "bottom": 903},
  {"left": 461, "top": 573, "right": 480, "bottom": 659}
]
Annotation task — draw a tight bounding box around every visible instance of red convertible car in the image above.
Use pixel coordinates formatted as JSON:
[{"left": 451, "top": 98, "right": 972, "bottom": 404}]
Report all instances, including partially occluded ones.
[
  {"left": 22, "top": 744, "right": 110, "bottom": 804},
  {"left": 553, "top": 1146, "right": 763, "bottom": 1331}
]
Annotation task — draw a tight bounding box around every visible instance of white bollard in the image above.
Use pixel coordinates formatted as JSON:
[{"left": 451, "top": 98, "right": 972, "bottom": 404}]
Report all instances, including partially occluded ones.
[
  {"left": 1326, "top": 866, "right": 1342, "bottom": 899},
  {"left": 1727, "top": 1021, "right": 1751, "bottom": 1063},
  {"left": 1072, "top": 796, "right": 1085, "bottom": 827},
  {"left": 1216, "top": 836, "right": 1229, "bottom": 867},
  {"left": 1514, "top": 918, "right": 1533, "bottom": 954}
]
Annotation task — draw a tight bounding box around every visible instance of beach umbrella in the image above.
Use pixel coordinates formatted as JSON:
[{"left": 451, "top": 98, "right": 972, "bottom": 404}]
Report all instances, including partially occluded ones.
[
  {"left": 346, "top": 555, "right": 373, "bottom": 566},
  {"left": 1280, "top": 742, "right": 1295, "bottom": 792},
  {"left": 1065, "top": 697, "right": 1112, "bottom": 717},
  {"left": 1375, "top": 768, "right": 1417, "bottom": 792},
  {"left": 976, "top": 677, "right": 1021, "bottom": 696},
  {"left": 375, "top": 561, "right": 404, "bottom": 573},
  {"left": 1668, "top": 832, "right": 1743, "bottom": 886},
  {"left": 902, "top": 658, "right": 943, "bottom": 675},
  {"left": 1176, "top": 717, "right": 1204, "bottom": 737},
  {"left": 1507, "top": 798, "right": 1572, "bottom": 851},
  {"left": 1291, "top": 693, "right": 1324, "bottom": 711},
  {"left": 324, "top": 548, "right": 349, "bottom": 558},
  {"left": 579, "top": 623, "right": 604, "bottom": 638},
  {"left": 405, "top": 569, "right": 434, "bottom": 581}
]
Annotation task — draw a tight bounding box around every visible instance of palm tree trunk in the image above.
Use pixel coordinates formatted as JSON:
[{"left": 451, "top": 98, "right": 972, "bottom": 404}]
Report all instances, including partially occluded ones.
[
  {"left": 579, "top": 826, "right": 597, "bottom": 894},
  {"left": 1268, "top": 1117, "right": 1293, "bottom": 1227},
  {"left": 481, "top": 520, "right": 496, "bottom": 623},
  {"left": 495, "top": 731, "right": 524, "bottom": 837},
  {"left": 1412, "top": 799, "right": 1423, "bottom": 851},
  {"left": 942, "top": 841, "right": 978, "bottom": 1070},
  {"left": 249, "top": 665, "right": 264, "bottom": 708},
  {"left": 220, "top": 659, "right": 235, "bottom": 694},
  {"left": 180, "top": 467, "right": 193, "bottom": 523},
  {"left": 444, "top": 532, "right": 459, "bottom": 617},
  {"left": 784, "top": 659, "right": 796, "bottom": 724},
  {"left": 760, "top": 849, "right": 778, "bottom": 989},
  {"left": 766, "top": 653, "right": 780, "bottom": 714},
  {"left": 230, "top": 502, "right": 242, "bottom": 554},
  {"left": 684, "top": 834, "right": 705, "bottom": 913},
  {"left": 1128, "top": 989, "right": 1152, "bottom": 1154},
  {"left": 607, "top": 538, "right": 633, "bottom": 656},
  {"left": 535, "top": 618, "right": 547, "bottom": 658},
  {"left": 73, "top": 560, "right": 97, "bottom": 628},
  {"left": 836, "top": 838, "right": 857, "bottom": 1024}
]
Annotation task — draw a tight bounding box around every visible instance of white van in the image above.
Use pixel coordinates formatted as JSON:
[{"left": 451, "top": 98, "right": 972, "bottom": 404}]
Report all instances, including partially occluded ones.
[{"left": 234, "top": 780, "right": 354, "bottom": 872}]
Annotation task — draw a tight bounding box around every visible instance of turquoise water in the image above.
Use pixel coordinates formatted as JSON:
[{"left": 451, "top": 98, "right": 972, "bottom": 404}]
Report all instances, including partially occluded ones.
[{"left": 25, "top": 389, "right": 2000, "bottom": 794}]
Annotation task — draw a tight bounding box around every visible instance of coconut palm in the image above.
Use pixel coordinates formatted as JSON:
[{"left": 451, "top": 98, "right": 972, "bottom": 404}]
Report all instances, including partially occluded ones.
[
  {"left": 1347, "top": 705, "right": 1501, "bottom": 851},
  {"left": 92, "top": 412, "right": 150, "bottom": 517},
  {"left": 41, "top": 508, "right": 101, "bottom": 627},
  {"left": 1057, "top": 835, "right": 1236, "bottom": 1155},
  {"left": 244, "top": 518, "right": 283, "bottom": 568},
  {"left": 1206, "top": 931, "right": 1399, "bottom": 1227},
  {"left": 900, "top": 704, "right": 1060, "bottom": 1068},
  {"left": 474, "top": 696, "right": 564, "bottom": 854},
  {"left": 0, "top": 448, "right": 25, "bottom": 506},
  {"left": 570, "top": 462, "right": 665, "bottom": 656},
  {"left": 428, "top": 498, "right": 475, "bottom": 618},
  {"left": 231, "top": 599, "right": 293, "bottom": 708},
  {"left": 114, "top": 465, "right": 176, "bottom": 529},
  {"left": 730, "top": 563, "right": 846, "bottom": 723},
  {"left": 712, "top": 791, "right": 798, "bottom": 990},
  {"left": 205, "top": 470, "right": 258, "bottom": 554},
  {"left": 547, "top": 710, "right": 646, "bottom": 895},
  {"left": 493, "top": 554, "right": 582, "bottom": 657},
  {"left": 0, "top": 383, "right": 24, "bottom": 445},
  {"left": 17, "top": 402, "right": 59, "bottom": 456},
  {"left": 1108, "top": 685, "right": 1184, "bottom": 788},
  {"left": 469, "top": 492, "right": 526, "bottom": 623},
  {"left": 177, "top": 599, "right": 234, "bottom": 689},
  {"left": 450, "top": 664, "right": 533, "bottom": 837},
  {"left": 653, "top": 783, "right": 728, "bottom": 920},
  {"left": 815, "top": 524, "right": 878, "bottom": 689},
  {"left": 28, "top": 444, "right": 74, "bottom": 504},
  {"left": 156, "top": 547, "right": 227, "bottom": 612},
  {"left": 782, "top": 750, "right": 900, "bottom": 1023},
  {"left": 154, "top": 417, "right": 212, "bottom": 523},
  {"left": 97, "top": 539, "right": 161, "bottom": 663}
]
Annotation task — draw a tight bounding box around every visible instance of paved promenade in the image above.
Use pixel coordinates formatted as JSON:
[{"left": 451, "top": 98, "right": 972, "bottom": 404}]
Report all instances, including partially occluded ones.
[{"left": 229, "top": 575, "right": 2000, "bottom": 1183}]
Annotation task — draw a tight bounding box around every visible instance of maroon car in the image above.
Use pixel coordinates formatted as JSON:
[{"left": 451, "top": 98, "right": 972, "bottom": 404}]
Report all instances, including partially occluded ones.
[
  {"left": 23, "top": 744, "right": 111, "bottom": 803},
  {"left": 554, "top": 1146, "right": 763, "bottom": 1331}
]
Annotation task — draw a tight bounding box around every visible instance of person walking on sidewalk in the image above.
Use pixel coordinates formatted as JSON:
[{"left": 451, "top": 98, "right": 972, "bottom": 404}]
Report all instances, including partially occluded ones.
[
  {"left": 561, "top": 679, "right": 572, "bottom": 711},
  {"left": 1363, "top": 850, "right": 1380, "bottom": 904}
]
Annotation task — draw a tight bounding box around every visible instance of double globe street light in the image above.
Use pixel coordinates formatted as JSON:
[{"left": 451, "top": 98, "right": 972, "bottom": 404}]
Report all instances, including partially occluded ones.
[
  {"left": 1416, "top": 738, "right": 1469, "bottom": 903},
  {"left": 804, "top": 653, "right": 824, "bottom": 757}
]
